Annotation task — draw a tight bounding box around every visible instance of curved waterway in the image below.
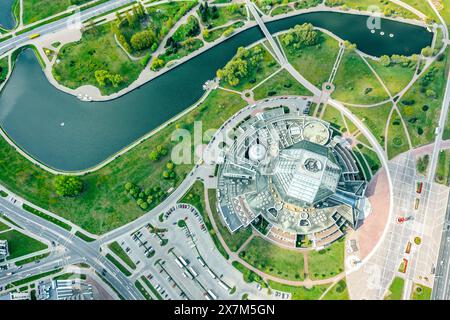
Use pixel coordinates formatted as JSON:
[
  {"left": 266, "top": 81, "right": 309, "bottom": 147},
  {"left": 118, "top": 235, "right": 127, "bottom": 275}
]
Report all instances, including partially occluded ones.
[
  {"left": 0, "top": 0, "right": 16, "bottom": 30},
  {"left": 0, "top": 11, "right": 432, "bottom": 171}
]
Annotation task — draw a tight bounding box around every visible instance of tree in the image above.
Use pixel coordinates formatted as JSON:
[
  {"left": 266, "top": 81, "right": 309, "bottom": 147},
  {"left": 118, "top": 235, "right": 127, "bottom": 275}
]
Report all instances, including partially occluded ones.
[
  {"left": 421, "top": 46, "right": 433, "bottom": 57},
  {"left": 131, "top": 30, "right": 156, "bottom": 51},
  {"left": 54, "top": 176, "right": 83, "bottom": 197},
  {"left": 95, "top": 70, "right": 109, "bottom": 87},
  {"left": 379, "top": 55, "right": 391, "bottom": 67}
]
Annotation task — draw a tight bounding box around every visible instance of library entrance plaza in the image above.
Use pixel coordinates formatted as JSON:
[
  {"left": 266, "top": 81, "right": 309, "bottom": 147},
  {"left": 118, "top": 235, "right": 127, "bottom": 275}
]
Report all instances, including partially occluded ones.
[{"left": 215, "top": 106, "right": 372, "bottom": 250}]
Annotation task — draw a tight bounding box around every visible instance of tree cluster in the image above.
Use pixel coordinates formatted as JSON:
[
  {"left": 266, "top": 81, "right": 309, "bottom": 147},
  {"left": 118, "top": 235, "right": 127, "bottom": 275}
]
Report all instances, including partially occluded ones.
[
  {"left": 172, "top": 16, "right": 200, "bottom": 43},
  {"left": 162, "top": 161, "right": 176, "bottom": 180},
  {"left": 199, "top": 2, "right": 219, "bottom": 25},
  {"left": 54, "top": 175, "right": 83, "bottom": 197},
  {"left": 216, "top": 46, "right": 264, "bottom": 87},
  {"left": 94, "top": 70, "right": 123, "bottom": 88},
  {"left": 281, "top": 23, "right": 319, "bottom": 49},
  {"left": 148, "top": 145, "right": 169, "bottom": 161},
  {"left": 124, "top": 182, "right": 167, "bottom": 210}
]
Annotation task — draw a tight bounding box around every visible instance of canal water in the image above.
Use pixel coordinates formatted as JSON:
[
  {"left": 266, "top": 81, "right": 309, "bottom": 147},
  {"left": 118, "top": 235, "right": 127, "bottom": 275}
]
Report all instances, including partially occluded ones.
[
  {"left": 0, "top": 11, "right": 433, "bottom": 171},
  {"left": 0, "top": 0, "right": 16, "bottom": 30}
]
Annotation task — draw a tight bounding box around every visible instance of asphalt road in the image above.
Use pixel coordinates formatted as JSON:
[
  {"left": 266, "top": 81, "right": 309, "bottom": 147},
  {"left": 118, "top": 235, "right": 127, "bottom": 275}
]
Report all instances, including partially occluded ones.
[
  {"left": 432, "top": 192, "right": 450, "bottom": 300},
  {"left": 0, "top": 0, "right": 135, "bottom": 57}
]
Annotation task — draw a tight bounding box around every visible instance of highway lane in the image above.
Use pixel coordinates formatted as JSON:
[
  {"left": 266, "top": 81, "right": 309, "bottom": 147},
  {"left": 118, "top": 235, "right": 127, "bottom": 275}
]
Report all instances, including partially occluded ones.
[
  {"left": 0, "top": 0, "right": 135, "bottom": 57},
  {"left": 0, "top": 198, "right": 142, "bottom": 300},
  {"left": 432, "top": 192, "right": 450, "bottom": 300}
]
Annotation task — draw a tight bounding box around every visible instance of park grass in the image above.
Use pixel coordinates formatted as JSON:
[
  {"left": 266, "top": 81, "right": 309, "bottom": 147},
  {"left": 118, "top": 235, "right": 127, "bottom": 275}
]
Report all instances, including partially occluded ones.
[
  {"left": 239, "top": 236, "right": 305, "bottom": 281},
  {"left": 367, "top": 58, "right": 416, "bottom": 96},
  {"left": 411, "top": 283, "right": 432, "bottom": 300},
  {"left": 280, "top": 32, "right": 339, "bottom": 89},
  {"left": 222, "top": 44, "right": 280, "bottom": 92},
  {"left": 203, "top": 21, "right": 244, "bottom": 43},
  {"left": 207, "top": 189, "right": 252, "bottom": 252},
  {"left": 0, "top": 88, "right": 246, "bottom": 235},
  {"left": 108, "top": 241, "right": 136, "bottom": 269},
  {"left": 322, "top": 279, "right": 349, "bottom": 300},
  {"left": 332, "top": 49, "right": 390, "bottom": 105},
  {"left": 141, "top": 276, "right": 162, "bottom": 300},
  {"left": 157, "top": 38, "right": 204, "bottom": 67},
  {"left": 357, "top": 144, "right": 382, "bottom": 175},
  {"left": 444, "top": 108, "right": 450, "bottom": 140},
  {"left": 106, "top": 253, "right": 132, "bottom": 276},
  {"left": 270, "top": 5, "right": 293, "bottom": 16},
  {"left": 0, "top": 57, "right": 8, "bottom": 85},
  {"left": 253, "top": 69, "right": 312, "bottom": 100},
  {"left": 199, "top": 4, "right": 247, "bottom": 29},
  {"left": 387, "top": 110, "right": 410, "bottom": 159},
  {"left": 398, "top": 49, "right": 449, "bottom": 147},
  {"left": 52, "top": 22, "right": 143, "bottom": 95},
  {"left": 22, "top": 0, "right": 93, "bottom": 25},
  {"left": 337, "top": 0, "right": 418, "bottom": 19},
  {"left": 400, "top": 0, "right": 439, "bottom": 21},
  {"left": 321, "top": 104, "right": 346, "bottom": 132},
  {"left": 15, "top": 252, "right": 50, "bottom": 266},
  {"left": 180, "top": 181, "right": 230, "bottom": 260},
  {"left": 0, "top": 220, "right": 10, "bottom": 232},
  {"left": 435, "top": 150, "right": 450, "bottom": 185},
  {"left": 438, "top": 0, "right": 450, "bottom": 29},
  {"left": 308, "top": 237, "right": 345, "bottom": 280},
  {"left": 232, "top": 260, "right": 267, "bottom": 286},
  {"left": 384, "top": 276, "right": 404, "bottom": 300},
  {"left": 135, "top": 280, "right": 152, "bottom": 300},
  {"left": 347, "top": 103, "right": 392, "bottom": 147},
  {"left": 268, "top": 280, "right": 328, "bottom": 300},
  {"left": 0, "top": 230, "right": 47, "bottom": 260}
]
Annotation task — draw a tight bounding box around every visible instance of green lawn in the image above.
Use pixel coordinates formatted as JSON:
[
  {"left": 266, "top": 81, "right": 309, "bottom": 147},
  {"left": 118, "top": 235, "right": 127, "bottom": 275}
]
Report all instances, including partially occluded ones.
[
  {"left": 308, "top": 237, "right": 345, "bottom": 280},
  {"left": 180, "top": 181, "right": 229, "bottom": 260},
  {"left": 207, "top": 189, "right": 252, "bottom": 252},
  {"left": 336, "top": 0, "right": 418, "bottom": 19},
  {"left": 22, "top": 0, "right": 93, "bottom": 25},
  {"left": 357, "top": 145, "right": 382, "bottom": 175},
  {"left": 387, "top": 110, "right": 410, "bottom": 159},
  {"left": 268, "top": 280, "right": 328, "bottom": 300},
  {"left": 0, "top": 220, "right": 10, "bottom": 232},
  {"left": 270, "top": 5, "right": 293, "bottom": 16},
  {"left": 203, "top": 21, "right": 244, "bottom": 43},
  {"left": 384, "top": 276, "right": 405, "bottom": 300},
  {"left": 444, "top": 109, "right": 450, "bottom": 140},
  {"left": 157, "top": 38, "right": 204, "bottom": 68},
  {"left": 400, "top": 0, "right": 439, "bottom": 21},
  {"left": 411, "top": 283, "right": 432, "bottom": 300},
  {"left": 105, "top": 253, "right": 132, "bottom": 276},
  {"left": 281, "top": 31, "right": 339, "bottom": 89},
  {"left": 141, "top": 276, "right": 163, "bottom": 300},
  {"left": 348, "top": 103, "right": 392, "bottom": 147},
  {"left": 239, "top": 236, "right": 305, "bottom": 281},
  {"left": 322, "top": 279, "right": 349, "bottom": 300},
  {"left": 321, "top": 104, "right": 346, "bottom": 132},
  {"left": 0, "top": 230, "right": 47, "bottom": 260},
  {"left": 367, "top": 58, "right": 416, "bottom": 97},
  {"left": 253, "top": 69, "right": 312, "bottom": 100},
  {"left": 232, "top": 260, "right": 267, "bottom": 286},
  {"left": 0, "top": 57, "right": 8, "bottom": 86},
  {"left": 435, "top": 150, "right": 450, "bottom": 185},
  {"left": 199, "top": 4, "right": 247, "bottom": 28},
  {"left": 0, "top": 88, "right": 246, "bottom": 235},
  {"left": 108, "top": 241, "right": 136, "bottom": 269},
  {"left": 398, "top": 49, "right": 449, "bottom": 147},
  {"left": 439, "top": 0, "right": 450, "bottom": 29},
  {"left": 135, "top": 280, "right": 152, "bottom": 300},
  {"left": 52, "top": 23, "right": 143, "bottom": 95},
  {"left": 332, "top": 49, "right": 390, "bottom": 105}
]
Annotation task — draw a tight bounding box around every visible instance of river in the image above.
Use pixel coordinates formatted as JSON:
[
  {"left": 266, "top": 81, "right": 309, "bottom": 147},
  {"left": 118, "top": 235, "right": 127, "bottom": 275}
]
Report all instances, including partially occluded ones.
[
  {"left": 0, "top": 11, "right": 433, "bottom": 171},
  {"left": 0, "top": 0, "right": 16, "bottom": 30}
]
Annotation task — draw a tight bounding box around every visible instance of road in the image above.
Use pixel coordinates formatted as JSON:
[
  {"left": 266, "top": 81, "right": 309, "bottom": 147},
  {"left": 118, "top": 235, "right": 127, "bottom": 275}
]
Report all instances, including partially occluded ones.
[
  {"left": 432, "top": 192, "right": 450, "bottom": 299},
  {"left": 0, "top": 197, "right": 142, "bottom": 300},
  {"left": 0, "top": 0, "right": 135, "bottom": 57}
]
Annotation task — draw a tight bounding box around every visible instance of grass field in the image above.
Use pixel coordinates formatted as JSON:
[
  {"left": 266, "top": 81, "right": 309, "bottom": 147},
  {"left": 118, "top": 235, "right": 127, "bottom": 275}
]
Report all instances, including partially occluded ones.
[
  {"left": 253, "top": 69, "right": 312, "bottom": 100},
  {"left": 239, "top": 236, "right": 305, "bottom": 281},
  {"left": 367, "top": 58, "right": 416, "bottom": 97},
  {"left": 357, "top": 145, "right": 382, "bottom": 175},
  {"left": 0, "top": 88, "right": 246, "bottom": 235},
  {"left": 398, "top": 49, "right": 449, "bottom": 147},
  {"left": 308, "top": 237, "right": 345, "bottom": 280},
  {"left": 439, "top": 0, "right": 450, "bottom": 29},
  {"left": 321, "top": 104, "right": 346, "bottom": 132},
  {"left": 22, "top": 0, "right": 93, "bottom": 25},
  {"left": 207, "top": 189, "right": 252, "bottom": 252},
  {"left": 400, "top": 0, "right": 439, "bottom": 21},
  {"left": 0, "top": 220, "right": 10, "bottom": 232},
  {"left": 322, "top": 279, "right": 349, "bottom": 300},
  {"left": 52, "top": 23, "right": 143, "bottom": 95},
  {"left": 203, "top": 21, "right": 244, "bottom": 42},
  {"left": 348, "top": 103, "right": 392, "bottom": 147},
  {"left": 384, "top": 276, "right": 404, "bottom": 300},
  {"left": 332, "top": 50, "right": 390, "bottom": 105},
  {"left": 199, "top": 4, "right": 247, "bottom": 28},
  {"left": 0, "top": 57, "right": 8, "bottom": 85},
  {"left": 157, "top": 38, "right": 204, "bottom": 67},
  {"left": 435, "top": 150, "right": 450, "bottom": 185},
  {"left": 268, "top": 280, "right": 328, "bottom": 300},
  {"left": 387, "top": 110, "right": 410, "bottom": 159},
  {"left": 0, "top": 230, "right": 47, "bottom": 260},
  {"left": 411, "top": 283, "right": 432, "bottom": 300},
  {"left": 180, "top": 181, "right": 229, "bottom": 260},
  {"left": 270, "top": 5, "right": 293, "bottom": 16},
  {"left": 108, "top": 241, "right": 136, "bottom": 269},
  {"left": 281, "top": 32, "right": 339, "bottom": 89}
]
